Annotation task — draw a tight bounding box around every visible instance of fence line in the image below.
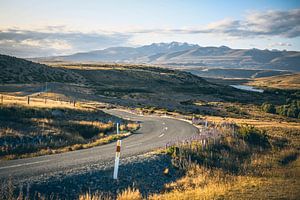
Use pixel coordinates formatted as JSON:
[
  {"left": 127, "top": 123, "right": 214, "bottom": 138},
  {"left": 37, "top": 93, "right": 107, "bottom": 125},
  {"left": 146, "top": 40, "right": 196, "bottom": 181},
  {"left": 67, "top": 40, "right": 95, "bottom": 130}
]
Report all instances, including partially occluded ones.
[{"left": 0, "top": 94, "right": 77, "bottom": 108}]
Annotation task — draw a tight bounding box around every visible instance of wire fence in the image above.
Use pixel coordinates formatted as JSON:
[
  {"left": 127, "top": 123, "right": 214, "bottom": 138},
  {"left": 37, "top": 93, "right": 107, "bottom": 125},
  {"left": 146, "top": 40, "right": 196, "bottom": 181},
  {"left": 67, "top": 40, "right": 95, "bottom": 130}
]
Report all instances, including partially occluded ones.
[{"left": 0, "top": 94, "right": 77, "bottom": 108}]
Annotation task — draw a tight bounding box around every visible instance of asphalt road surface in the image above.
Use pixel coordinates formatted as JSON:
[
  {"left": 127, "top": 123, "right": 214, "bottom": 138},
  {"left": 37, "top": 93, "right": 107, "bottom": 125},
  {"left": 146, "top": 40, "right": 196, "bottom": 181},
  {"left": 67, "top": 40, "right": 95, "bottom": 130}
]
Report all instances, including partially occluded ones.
[{"left": 0, "top": 109, "right": 198, "bottom": 181}]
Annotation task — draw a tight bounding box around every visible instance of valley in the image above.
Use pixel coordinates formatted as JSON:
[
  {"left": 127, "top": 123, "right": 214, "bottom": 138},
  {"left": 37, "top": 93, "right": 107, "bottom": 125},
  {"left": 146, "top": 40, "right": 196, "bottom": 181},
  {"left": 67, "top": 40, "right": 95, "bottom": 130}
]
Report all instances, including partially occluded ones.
[
  {"left": 1, "top": 1, "right": 300, "bottom": 199},
  {"left": 0, "top": 54, "right": 299, "bottom": 199}
]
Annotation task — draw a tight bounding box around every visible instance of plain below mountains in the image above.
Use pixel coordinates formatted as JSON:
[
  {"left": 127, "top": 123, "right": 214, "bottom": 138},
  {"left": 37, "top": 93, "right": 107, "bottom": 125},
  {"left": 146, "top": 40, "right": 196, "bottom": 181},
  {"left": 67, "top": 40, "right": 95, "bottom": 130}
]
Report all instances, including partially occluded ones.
[
  {"left": 1, "top": 54, "right": 271, "bottom": 114},
  {"left": 37, "top": 42, "right": 300, "bottom": 72}
]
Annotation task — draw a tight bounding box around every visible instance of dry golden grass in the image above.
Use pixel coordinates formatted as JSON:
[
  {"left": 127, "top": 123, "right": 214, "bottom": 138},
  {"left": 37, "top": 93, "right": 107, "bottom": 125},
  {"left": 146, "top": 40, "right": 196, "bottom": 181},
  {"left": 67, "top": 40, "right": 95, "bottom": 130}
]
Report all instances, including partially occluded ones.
[
  {"left": 148, "top": 120, "right": 300, "bottom": 200},
  {"left": 59, "top": 65, "right": 128, "bottom": 71},
  {"left": 2, "top": 133, "right": 130, "bottom": 160},
  {"left": 149, "top": 164, "right": 231, "bottom": 200},
  {"left": 148, "top": 157, "right": 299, "bottom": 200},
  {"left": 126, "top": 123, "right": 140, "bottom": 131},
  {"left": 79, "top": 192, "right": 111, "bottom": 200},
  {"left": 0, "top": 93, "right": 111, "bottom": 112},
  {"left": 117, "top": 187, "right": 142, "bottom": 200},
  {"left": 205, "top": 115, "right": 300, "bottom": 130},
  {"left": 0, "top": 95, "right": 139, "bottom": 160},
  {"left": 0, "top": 94, "right": 86, "bottom": 110},
  {"left": 79, "top": 187, "right": 142, "bottom": 200},
  {"left": 71, "top": 120, "right": 114, "bottom": 130},
  {"left": 224, "top": 159, "right": 300, "bottom": 199},
  {"left": 247, "top": 73, "right": 300, "bottom": 89}
]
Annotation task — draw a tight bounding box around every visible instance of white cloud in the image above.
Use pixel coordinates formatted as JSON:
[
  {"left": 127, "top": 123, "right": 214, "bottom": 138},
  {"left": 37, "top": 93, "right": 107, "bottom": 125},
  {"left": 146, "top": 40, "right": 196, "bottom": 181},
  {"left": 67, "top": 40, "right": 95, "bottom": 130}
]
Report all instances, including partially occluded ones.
[
  {"left": 0, "top": 9, "right": 299, "bottom": 57},
  {"left": 0, "top": 28, "right": 130, "bottom": 57},
  {"left": 126, "top": 9, "right": 300, "bottom": 38},
  {"left": 268, "top": 42, "right": 292, "bottom": 47}
]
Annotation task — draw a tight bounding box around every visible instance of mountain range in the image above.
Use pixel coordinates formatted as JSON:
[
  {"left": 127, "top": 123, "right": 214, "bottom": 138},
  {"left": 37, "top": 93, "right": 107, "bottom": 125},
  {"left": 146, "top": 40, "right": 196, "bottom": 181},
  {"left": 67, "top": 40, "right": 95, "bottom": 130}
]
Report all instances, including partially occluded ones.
[{"left": 37, "top": 42, "right": 300, "bottom": 72}]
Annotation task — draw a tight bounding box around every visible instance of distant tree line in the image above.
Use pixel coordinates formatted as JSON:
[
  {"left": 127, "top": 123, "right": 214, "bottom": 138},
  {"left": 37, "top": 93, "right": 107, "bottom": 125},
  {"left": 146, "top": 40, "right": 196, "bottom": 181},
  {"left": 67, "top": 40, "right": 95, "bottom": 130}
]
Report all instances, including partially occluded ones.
[{"left": 261, "top": 100, "right": 300, "bottom": 119}]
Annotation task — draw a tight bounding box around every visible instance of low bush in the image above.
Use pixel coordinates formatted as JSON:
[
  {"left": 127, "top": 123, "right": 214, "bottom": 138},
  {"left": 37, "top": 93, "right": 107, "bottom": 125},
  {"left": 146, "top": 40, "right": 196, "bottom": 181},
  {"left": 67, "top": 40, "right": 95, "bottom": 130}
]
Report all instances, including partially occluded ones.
[
  {"left": 278, "top": 149, "right": 299, "bottom": 165},
  {"left": 261, "top": 100, "right": 300, "bottom": 118},
  {"left": 261, "top": 102, "right": 276, "bottom": 114},
  {"left": 237, "top": 125, "right": 270, "bottom": 148}
]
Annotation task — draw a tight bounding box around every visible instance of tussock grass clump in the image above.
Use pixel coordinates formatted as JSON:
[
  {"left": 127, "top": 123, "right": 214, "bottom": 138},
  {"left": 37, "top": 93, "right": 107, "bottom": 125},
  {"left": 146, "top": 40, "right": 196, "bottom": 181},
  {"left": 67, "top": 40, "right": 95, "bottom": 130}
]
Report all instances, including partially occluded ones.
[
  {"left": 166, "top": 124, "right": 272, "bottom": 174},
  {"left": 79, "top": 191, "right": 112, "bottom": 200},
  {"left": 78, "top": 188, "right": 142, "bottom": 200},
  {"left": 117, "top": 187, "right": 142, "bottom": 200}
]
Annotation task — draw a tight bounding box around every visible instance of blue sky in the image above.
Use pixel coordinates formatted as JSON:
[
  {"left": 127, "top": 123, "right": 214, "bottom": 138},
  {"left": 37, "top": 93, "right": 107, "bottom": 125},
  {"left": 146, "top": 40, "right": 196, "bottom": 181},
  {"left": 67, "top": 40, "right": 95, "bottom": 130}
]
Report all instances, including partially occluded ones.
[{"left": 0, "top": 0, "right": 299, "bottom": 57}]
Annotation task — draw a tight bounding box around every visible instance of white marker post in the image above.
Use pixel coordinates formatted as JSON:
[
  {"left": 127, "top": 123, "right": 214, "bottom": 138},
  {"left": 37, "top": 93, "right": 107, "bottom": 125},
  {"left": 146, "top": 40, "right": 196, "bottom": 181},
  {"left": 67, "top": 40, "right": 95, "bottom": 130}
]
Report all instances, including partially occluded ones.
[
  {"left": 117, "top": 123, "right": 119, "bottom": 135},
  {"left": 205, "top": 120, "right": 208, "bottom": 128},
  {"left": 113, "top": 123, "right": 121, "bottom": 179},
  {"left": 113, "top": 139, "right": 121, "bottom": 179}
]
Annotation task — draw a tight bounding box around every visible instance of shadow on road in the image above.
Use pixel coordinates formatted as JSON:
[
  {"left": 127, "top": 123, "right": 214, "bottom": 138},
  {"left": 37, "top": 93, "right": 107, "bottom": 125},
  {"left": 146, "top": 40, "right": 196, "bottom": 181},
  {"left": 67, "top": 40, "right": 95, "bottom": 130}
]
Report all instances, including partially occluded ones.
[{"left": 20, "top": 154, "right": 182, "bottom": 199}]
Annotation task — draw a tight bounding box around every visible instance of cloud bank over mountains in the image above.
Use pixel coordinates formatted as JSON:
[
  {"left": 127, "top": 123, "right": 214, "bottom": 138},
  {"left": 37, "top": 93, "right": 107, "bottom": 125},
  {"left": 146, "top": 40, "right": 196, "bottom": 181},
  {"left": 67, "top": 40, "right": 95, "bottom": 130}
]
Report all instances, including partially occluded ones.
[{"left": 0, "top": 9, "right": 299, "bottom": 57}]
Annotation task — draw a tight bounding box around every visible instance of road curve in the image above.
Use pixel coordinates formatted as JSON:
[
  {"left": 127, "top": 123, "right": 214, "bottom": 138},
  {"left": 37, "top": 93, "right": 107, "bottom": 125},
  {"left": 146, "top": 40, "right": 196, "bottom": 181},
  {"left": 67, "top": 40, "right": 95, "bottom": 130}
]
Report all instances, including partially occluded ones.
[{"left": 0, "top": 109, "right": 198, "bottom": 181}]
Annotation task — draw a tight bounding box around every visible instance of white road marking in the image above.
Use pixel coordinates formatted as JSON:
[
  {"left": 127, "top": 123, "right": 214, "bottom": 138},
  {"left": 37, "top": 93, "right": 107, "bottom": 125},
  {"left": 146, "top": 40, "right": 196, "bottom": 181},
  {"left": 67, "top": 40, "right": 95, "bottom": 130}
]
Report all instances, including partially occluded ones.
[
  {"left": 126, "top": 143, "right": 140, "bottom": 148},
  {"left": 159, "top": 133, "right": 165, "bottom": 138},
  {"left": 0, "top": 159, "right": 51, "bottom": 170},
  {"left": 165, "top": 127, "right": 168, "bottom": 130}
]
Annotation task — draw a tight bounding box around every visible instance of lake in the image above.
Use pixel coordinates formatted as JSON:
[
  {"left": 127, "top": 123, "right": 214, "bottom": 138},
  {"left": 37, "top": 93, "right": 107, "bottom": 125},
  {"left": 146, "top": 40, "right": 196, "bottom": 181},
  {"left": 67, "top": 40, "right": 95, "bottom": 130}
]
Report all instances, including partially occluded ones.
[{"left": 230, "top": 85, "right": 264, "bottom": 93}]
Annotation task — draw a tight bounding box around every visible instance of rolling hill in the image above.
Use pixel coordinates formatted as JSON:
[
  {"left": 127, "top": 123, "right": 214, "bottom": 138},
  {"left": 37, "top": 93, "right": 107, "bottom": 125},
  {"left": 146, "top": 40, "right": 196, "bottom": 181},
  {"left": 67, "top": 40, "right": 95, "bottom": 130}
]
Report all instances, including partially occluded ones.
[
  {"left": 1, "top": 54, "right": 294, "bottom": 115},
  {"left": 1, "top": 54, "right": 262, "bottom": 114},
  {"left": 0, "top": 54, "right": 86, "bottom": 84},
  {"left": 184, "top": 68, "right": 292, "bottom": 79},
  {"left": 247, "top": 73, "right": 300, "bottom": 89},
  {"left": 37, "top": 42, "right": 300, "bottom": 72}
]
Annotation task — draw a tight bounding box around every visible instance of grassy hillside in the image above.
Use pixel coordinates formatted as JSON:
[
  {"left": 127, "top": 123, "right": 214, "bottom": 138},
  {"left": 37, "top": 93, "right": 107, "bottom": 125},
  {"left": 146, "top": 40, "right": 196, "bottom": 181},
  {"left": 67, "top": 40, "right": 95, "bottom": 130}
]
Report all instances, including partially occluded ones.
[
  {"left": 0, "top": 54, "right": 86, "bottom": 84},
  {"left": 185, "top": 67, "right": 291, "bottom": 79},
  {"left": 1, "top": 55, "right": 296, "bottom": 115},
  {"left": 247, "top": 73, "right": 300, "bottom": 89},
  {"left": 0, "top": 102, "right": 138, "bottom": 160},
  {"left": 61, "top": 64, "right": 281, "bottom": 113},
  {"left": 0, "top": 56, "right": 299, "bottom": 199}
]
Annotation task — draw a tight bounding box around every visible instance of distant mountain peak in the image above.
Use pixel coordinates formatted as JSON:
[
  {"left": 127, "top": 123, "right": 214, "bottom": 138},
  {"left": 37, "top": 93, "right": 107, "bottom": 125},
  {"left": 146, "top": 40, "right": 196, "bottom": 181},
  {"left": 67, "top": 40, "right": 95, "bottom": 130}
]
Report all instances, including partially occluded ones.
[
  {"left": 148, "top": 41, "right": 198, "bottom": 48},
  {"left": 37, "top": 43, "right": 300, "bottom": 72},
  {"left": 219, "top": 45, "right": 231, "bottom": 50}
]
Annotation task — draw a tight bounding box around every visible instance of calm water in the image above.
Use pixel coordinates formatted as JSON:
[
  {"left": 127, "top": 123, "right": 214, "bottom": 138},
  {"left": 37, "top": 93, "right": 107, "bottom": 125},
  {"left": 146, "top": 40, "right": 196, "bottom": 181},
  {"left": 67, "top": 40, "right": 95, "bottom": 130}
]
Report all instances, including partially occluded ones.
[{"left": 230, "top": 85, "right": 264, "bottom": 93}]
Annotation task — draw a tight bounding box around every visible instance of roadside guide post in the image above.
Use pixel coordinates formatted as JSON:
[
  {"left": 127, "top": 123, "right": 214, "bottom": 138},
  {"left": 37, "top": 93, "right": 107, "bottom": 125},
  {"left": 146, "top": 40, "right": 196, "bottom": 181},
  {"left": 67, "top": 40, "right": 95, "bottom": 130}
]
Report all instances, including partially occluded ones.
[
  {"left": 113, "top": 122, "right": 121, "bottom": 179},
  {"left": 117, "top": 122, "right": 119, "bottom": 135}
]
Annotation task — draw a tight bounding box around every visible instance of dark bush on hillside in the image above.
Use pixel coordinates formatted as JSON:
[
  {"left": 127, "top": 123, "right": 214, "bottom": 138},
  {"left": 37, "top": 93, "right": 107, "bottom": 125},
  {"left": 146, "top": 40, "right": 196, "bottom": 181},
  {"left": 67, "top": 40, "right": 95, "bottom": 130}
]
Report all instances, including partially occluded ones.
[
  {"left": 262, "top": 100, "right": 300, "bottom": 119},
  {"left": 261, "top": 102, "right": 276, "bottom": 114},
  {"left": 276, "top": 101, "right": 300, "bottom": 118},
  {"left": 279, "top": 150, "right": 298, "bottom": 165},
  {"left": 238, "top": 125, "right": 270, "bottom": 148},
  {"left": 0, "top": 106, "right": 53, "bottom": 119}
]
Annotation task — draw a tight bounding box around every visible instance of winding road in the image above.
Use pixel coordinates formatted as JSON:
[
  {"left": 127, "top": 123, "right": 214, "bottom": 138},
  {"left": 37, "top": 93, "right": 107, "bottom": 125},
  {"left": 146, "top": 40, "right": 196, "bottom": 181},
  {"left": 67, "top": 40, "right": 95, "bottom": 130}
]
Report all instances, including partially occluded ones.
[{"left": 0, "top": 109, "right": 198, "bottom": 181}]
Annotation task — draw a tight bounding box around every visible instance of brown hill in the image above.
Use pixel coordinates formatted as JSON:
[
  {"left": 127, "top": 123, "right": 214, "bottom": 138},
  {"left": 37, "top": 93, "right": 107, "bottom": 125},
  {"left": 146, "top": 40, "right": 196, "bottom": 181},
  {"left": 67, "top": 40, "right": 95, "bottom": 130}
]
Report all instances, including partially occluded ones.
[{"left": 247, "top": 73, "right": 300, "bottom": 89}]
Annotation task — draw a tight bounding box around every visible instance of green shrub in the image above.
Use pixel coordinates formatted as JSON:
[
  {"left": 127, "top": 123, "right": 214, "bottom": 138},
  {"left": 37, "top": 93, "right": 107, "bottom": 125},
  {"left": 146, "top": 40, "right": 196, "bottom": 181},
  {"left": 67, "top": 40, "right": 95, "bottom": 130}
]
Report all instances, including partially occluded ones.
[
  {"left": 278, "top": 149, "right": 298, "bottom": 165},
  {"left": 261, "top": 102, "right": 276, "bottom": 114},
  {"left": 275, "top": 100, "right": 300, "bottom": 118},
  {"left": 238, "top": 125, "right": 270, "bottom": 148}
]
